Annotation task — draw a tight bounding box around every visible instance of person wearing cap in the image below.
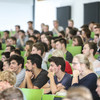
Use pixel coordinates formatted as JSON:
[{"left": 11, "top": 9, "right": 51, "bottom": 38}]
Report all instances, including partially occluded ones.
[{"left": 20, "top": 54, "right": 49, "bottom": 89}]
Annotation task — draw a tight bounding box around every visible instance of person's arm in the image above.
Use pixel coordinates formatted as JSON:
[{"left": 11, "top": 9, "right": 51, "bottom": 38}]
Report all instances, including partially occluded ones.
[{"left": 72, "top": 70, "right": 80, "bottom": 85}]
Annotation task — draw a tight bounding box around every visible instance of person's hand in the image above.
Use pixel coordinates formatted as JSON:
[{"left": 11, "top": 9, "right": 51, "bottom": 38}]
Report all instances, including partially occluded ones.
[
  {"left": 73, "top": 70, "right": 80, "bottom": 78},
  {"left": 25, "top": 71, "right": 33, "bottom": 78},
  {"left": 47, "top": 70, "right": 55, "bottom": 78}
]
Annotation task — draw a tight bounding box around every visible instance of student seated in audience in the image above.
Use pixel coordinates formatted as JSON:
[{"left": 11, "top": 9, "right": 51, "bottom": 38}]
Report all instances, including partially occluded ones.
[
  {"left": 52, "top": 20, "right": 64, "bottom": 36},
  {"left": 0, "top": 60, "right": 3, "bottom": 71},
  {"left": 96, "top": 77, "right": 100, "bottom": 98},
  {"left": 20, "top": 54, "right": 49, "bottom": 89},
  {"left": 34, "top": 30, "right": 41, "bottom": 41},
  {"left": 52, "top": 49, "right": 72, "bottom": 74},
  {"left": 43, "top": 25, "right": 49, "bottom": 33},
  {"left": 27, "top": 21, "right": 33, "bottom": 30},
  {"left": 5, "top": 45, "right": 15, "bottom": 52},
  {"left": 72, "top": 54, "right": 99, "bottom": 100},
  {"left": 9, "top": 55, "right": 25, "bottom": 87},
  {"left": 16, "top": 30, "right": 28, "bottom": 51},
  {"left": 93, "top": 34, "right": 99, "bottom": 44},
  {"left": 82, "top": 42, "right": 100, "bottom": 76},
  {"left": 24, "top": 40, "right": 34, "bottom": 57},
  {"left": 29, "top": 35, "right": 37, "bottom": 43},
  {"left": 1, "top": 52, "right": 10, "bottom": 62},
  {"left": 0, "top": 70, "right": 16, "bottom": 91},
  {"left": 3, "top": 60, "right": 10, "bottom": 71},
  {"left": 40, "top": 33, "right": 46, "bottom": 42},
  {"left": 63, "top": 86, "right": 93, "bottom": 100},
  {"left": 55, "top": 38, "right": 73, "bottom": 63},
  {"left": 68, "top": 19, "right": 74, "bottom": 28},
  {"left": 10, "top": 49, "right": 21, "bottom": 56},
  {"left": 31, "top": 42, "right": 47, "bottom": 70},
  {"left": 2, "top": 30, "right": 10, "bottom": 43},
  {"left": 27, "top": 28, "right": 34, "bottom": 36},
  {"left": 9, "top": 36, "right": 17, "bottom": 46},
  {"left": 42, "top": 56, "right": 71, "bottom": 94},
  {"left": 65, "top": 27, "right": 72, "bottom": 40},
  {"left": 0, "top": 87, "right": 25, "bottom": 100},
  {"left": 72, "top": 36, "right": 84, "bottom": 47}
]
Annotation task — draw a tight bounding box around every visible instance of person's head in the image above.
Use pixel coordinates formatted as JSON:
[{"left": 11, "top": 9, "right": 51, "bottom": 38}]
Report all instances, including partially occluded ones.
[
  {"left": 5, "top": 38, "right": 11, "bottom": 46},
  {"left": 72, "top": 36, "right": 83, "bottom": 46},
  {"left": 93, "top": 34, "right": 99, "bottom": 43},
  {"left": 3, "top": 30, "right": 9, "bottom": 39},
  {"left": 53, "top": 20, "right": 59, "bottom": 28},
  {"left": 43, "top": 25, "right": 49, "bottom": 33},
  {"left": 48, "top": 56, "right": 65, "bottom": 74},
  {"left": 18, "top": 30, "right": 25, "bottom": 38},
  {"left": 1, "top": 52, "right": 10, "bottom": 62},
  {"left": 82, "top": 28, "right": 91, "bottom": 39},
  {"left": 65, "top": 27, "right": 72, "bottom": 36},
  {"left": 89, "top": 21, "right": 95, "bottom": 32},
  {"left": 15, "top": 25, "right": 20, "bottom": 32},
  {"left": 0, "top": 60, "right": 3, "bottom": 71},
  {"left": 0, "top": 87, "right": 23, "bottom": 100},
  {"left": 9, "top": 55, "right": 24, "bottom": 74},
  {"left": 26, "top": 54, "right": 42, "bottom": 71},
  {"left": 41, "top": 33, "right": 46, "bottom": 42},
  {"left": 3, "top": 60, "right": 10, "bottom": 71},
  {"left": 9, "top": 37, "right": 17, "bottom": 45},
  {"left": 27, "top": 21, "right": 33, "bottom": 28},
  {"left": 69, "top": 28, "right": 77, "bottom": 39},
  {"left": 29, "top": 35, "right": 37, "bottom": 43},
  {"left": 41, "top": 23, "right": 45, "bottom": 32},
  {"left": 55, "top": 38, "right": 66, "bottom": 50},
  {"left": 31, "top": 42, "right": 45, "bottom": 56},
  {"left": 63, "top": 86, "right": 93, "bottom": 100},
  {"left": 27, "top": 28, "right": 34, "bottom": 36},
  {"left": 25, "top": 40, "right": 34, "bottom": 52},
  {"left": 10, "top": 49, "right": 21, "bottom": 57},
  {"left": 34, "top": 30, "right": 41, "bottom": 40},
  {"left": 58, "top": 31, "right": 65, "bottom": 38},
  {"left": 96, "top": 77, "right": 100, "bottom": 97},
  {"left": 72, "top": 54, "right": 92, "bottom": 74},
  {"left": 5, "top": 45, "right": 15, "bottom": 52},
  {"left": 82, "top": 42, "right": 97, "bottom": 56},
  {"left": 0, "top": 71, "right": 16, "bottom": 91},
  {"left": 93, "top": 23, "right": 100, "bottom": 34},
  {"left": 68, "top": 19, "right": 74, "bottom": 28}
]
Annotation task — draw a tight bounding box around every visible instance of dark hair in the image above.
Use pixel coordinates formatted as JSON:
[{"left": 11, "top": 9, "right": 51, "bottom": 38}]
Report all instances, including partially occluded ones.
[
  {"left": 10, "top": 37, "right": 17, "bottom": 42},
  {"left": 48, "top": 56, "right": 65, "bottom": 72},
  {"left": 86, "top": 42, "right": 97, "bottom": 55},
  {"left": 6, "top": 45, "right": 15, "bottom": 52},
  {"left": 4, "top": 60, "right": 10, "bottom": 66},
  {"left": 34, "top": 30, "right": 40, "bottom": 34},
  {"left": 2, "top": 52, "right": 10, "bottom": 59},
  {"left": 69, "top": 28, "right": 77, "bottom": 36},
  {"left": 9, "top": 55, "right": 24, "bottom": 69},
  {"left": 0, "top": 60, "right": 3, "bottom": 71},
  {"left": 33, "top": 42, "right": 45, "bottom": 56},
  {"left": 18, "top": 30, "right": 25, "bottom": 34},
  {"left": 27, "top": 54, "right": 42, "bottom": 69},
  {"left": 11, "top": 49, "right": 21, "bottom": 56},
  {"left": 81, "top": 24, "right": 88, "bottom": 29},
  {"left": 55, "top": 38, "right": 67, "bottom": 48},
  {"left": 4, "top": 30, "right": 10, "bottom": 35},
  {"left": 82, "top": 28, "right": 91, "bottom": 38},
  {"left": 59, "top": 31, "right": 65, "bottom": 37},
  {"left": 73, "top": 36, "right": 83, "bottom": 47},
  {"left": 15, "top": 25, "right": 20, "bottom": 29},
  {"left": 0, "top": 87, "right": 23, "bottom": 100},
  {"left": 94, "top": 34, "right": 99, "bottom": 38},
  {"left": 29, "top": 35, "right": 37, "bottom": 42},
  {"left": 42, "top": 42, "right": 48, "bottom": 52},
  {"left": 27, "top": 21, "right": 33, "bottom": 24}
]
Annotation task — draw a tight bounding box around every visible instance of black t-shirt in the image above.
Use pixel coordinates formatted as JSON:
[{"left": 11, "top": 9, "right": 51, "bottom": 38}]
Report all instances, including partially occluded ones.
[
  {"left": 31, "top": 69, "right": 49, "bottom": 88},
  {"left": 66, "top": 51, "right": 73, "bottom": 63}
]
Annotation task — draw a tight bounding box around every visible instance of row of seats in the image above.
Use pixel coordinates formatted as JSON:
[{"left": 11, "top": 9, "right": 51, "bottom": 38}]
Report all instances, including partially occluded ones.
[{"left": 21, "top": 88, "right": 64, "bottom": 100}]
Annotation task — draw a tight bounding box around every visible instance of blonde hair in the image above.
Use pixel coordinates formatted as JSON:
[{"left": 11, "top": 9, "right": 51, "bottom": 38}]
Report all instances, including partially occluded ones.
[
  {"left": 52, "top": 49, "right": 64, "bottom": 59},
  {"left": 66, "top": 86, "right": 93, "bottom": 100},
  {"left": 0, "top": 71, "right": 16, "bottom": 86},
  {"left": 74, "top": 54, "right": 93, "bottom": 70}
]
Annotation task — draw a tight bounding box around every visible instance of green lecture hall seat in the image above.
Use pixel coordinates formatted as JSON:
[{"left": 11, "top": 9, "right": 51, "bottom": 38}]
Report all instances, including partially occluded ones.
[
  {"left": 21, "top": 88, "right": 44, "bottom": 100},
  {"left": 67, "top": 46, "right": 82, "bottom": 56},
  {"left": 42, "top": 94, "right": 55, "bottom": 100},
  {"left": 2, "top": 43, "right": 6, "bottom": 50}
]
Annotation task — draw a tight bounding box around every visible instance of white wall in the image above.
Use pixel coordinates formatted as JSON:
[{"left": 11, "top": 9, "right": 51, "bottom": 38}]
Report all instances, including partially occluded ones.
[
  {"left": 0, "top": 0, "right": 33, "bottom": 31},
  {"left": 35, "top": 0, "right": 100, "bottom": 31}
]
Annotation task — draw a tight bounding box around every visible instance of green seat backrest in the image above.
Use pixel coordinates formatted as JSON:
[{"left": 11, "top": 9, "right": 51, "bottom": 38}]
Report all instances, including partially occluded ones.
[
  {"left": 90, "top": 32, "right": 95, "bottom": 39},
  {"left": 94, "top": 54, "right": 100, "bottom": 59},
  {"left": 0, "top": 31, "right": 4, "bottom": 38},
  {"left": 21, "top": 88, "right": 44, "bottom": 100},
  {"left": 21, "top": 51, "right": 25, "bottom": 57},
  {"left": 2, "top": 43, "right": 6, "bottom": 50},
  {"left": 0, "top": 50, "right": 5, "bottom": 60},
  {"left": 42, "top": 94, "right": 55, "bottom": 100},
  {"left": 67, "top": 46, "right": 82, "bottom": 56}
]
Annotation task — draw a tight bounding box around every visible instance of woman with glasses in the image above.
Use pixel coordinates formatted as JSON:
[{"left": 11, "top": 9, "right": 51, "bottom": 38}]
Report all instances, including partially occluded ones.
[{"left": 72, "top": 54, "right": 99, "bottom": 100}]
